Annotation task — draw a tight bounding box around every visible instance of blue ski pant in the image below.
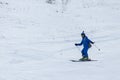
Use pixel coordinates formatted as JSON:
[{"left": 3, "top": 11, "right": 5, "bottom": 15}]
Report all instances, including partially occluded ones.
[{"left": 81, "top": 47, "right": 89, "bottom": 57}]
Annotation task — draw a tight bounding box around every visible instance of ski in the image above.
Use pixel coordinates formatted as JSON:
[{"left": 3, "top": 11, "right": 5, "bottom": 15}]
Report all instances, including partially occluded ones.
[{"left": 70, "top": 59, "right": 97, "bottom": 62}]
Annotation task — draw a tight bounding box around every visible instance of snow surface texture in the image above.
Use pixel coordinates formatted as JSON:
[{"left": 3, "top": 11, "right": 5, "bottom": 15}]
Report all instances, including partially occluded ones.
[{"left": 0, "top": 0, "right": 120, "bottom": 80}]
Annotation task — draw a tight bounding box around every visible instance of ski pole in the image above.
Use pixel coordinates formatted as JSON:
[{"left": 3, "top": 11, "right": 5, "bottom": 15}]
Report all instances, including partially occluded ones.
[
  {"left": 75, "top": 45, "right": 81, "bottom": 51},
  {"left": 93, "top": 44, "right": 100, "bottom": 51},
  {"left": 76, "top": 46, "right": 80, "bottom": 50}
]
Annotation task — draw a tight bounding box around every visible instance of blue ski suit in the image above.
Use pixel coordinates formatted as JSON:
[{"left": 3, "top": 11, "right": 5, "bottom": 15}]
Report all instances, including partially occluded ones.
[{"left": 77, "top": 36, "right": 94, "bottom": 58}]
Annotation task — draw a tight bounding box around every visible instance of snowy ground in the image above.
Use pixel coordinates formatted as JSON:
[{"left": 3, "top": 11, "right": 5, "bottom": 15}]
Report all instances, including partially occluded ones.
[{"left": 0, "top": 0, "right": 120, "bottom": 80}]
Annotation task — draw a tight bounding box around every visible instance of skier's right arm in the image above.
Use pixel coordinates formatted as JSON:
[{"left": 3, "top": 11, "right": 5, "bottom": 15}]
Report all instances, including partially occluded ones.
[{"left": 75, "top": 40, "right": 83, "bottom": 46}]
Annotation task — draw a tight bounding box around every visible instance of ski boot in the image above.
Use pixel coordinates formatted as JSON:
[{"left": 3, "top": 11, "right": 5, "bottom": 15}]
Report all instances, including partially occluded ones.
[
  {"left": 80, "top": 57, "right": 91, "bottom": 61},
  {"left": 79, "top": 57, "right": 85, "bottom": 61}
]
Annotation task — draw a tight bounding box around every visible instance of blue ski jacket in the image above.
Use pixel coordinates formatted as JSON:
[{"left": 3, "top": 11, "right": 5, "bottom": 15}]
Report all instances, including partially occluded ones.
[{"left": 79, "top": 36, "right": 93, "bottom": 48}]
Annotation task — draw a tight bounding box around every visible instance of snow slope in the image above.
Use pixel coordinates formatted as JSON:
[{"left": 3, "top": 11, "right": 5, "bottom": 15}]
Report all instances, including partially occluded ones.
[{"left": 0, "top": 0, "right": 120, "bottom": 80}]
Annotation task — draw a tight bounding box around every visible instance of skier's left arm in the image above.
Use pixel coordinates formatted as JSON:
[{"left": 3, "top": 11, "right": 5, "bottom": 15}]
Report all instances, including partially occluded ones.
[{"left": 88, "top": 39, "right": 95, "bottom": 44}]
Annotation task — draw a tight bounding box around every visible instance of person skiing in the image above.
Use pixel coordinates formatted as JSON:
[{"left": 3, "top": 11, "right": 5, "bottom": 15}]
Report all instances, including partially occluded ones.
[{"left": 75, "top": 31, "right": 94, "bottom": 61}]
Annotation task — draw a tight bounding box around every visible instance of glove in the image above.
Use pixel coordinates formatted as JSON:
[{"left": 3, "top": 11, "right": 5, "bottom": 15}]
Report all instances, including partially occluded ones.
[
  {"left": 75, "top": 43, "right": 79, "bottom": 46},
  {"left": 92, "top": 42, "right": 95, "bottom": 44}
]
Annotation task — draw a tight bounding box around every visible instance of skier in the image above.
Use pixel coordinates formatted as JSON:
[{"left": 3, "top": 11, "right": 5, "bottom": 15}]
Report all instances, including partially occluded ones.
[{"left": 75, "top": 31, "right": 94, "bottom": 61}]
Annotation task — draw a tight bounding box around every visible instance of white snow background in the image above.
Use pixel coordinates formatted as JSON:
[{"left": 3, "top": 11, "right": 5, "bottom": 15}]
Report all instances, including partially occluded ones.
[{"left": 0, "top": 0, "right": 120, "bottom": 80}]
